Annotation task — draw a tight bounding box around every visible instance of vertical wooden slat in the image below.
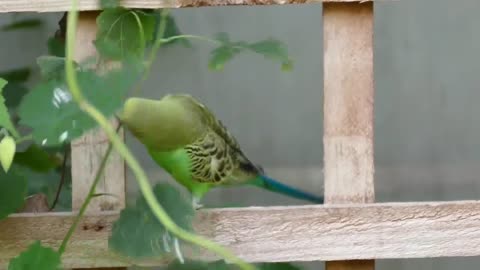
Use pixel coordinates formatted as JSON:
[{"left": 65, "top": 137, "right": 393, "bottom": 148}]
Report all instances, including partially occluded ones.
[
  {"left": 323, "top": 2, "right": 375, "bottom": 270},
  {"left": 70, "top": 11, "right": 126, "bottom": 270},
  {"left": 71, "top": 11, "right": 125, "bottom": 213}
]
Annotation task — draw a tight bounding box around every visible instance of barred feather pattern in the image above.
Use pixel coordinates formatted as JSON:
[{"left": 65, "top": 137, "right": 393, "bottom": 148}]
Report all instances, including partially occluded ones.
[
  {"left": 183, "top": 118, "right": 258, "bottom": 184},
  {"left": 184, "top": 132, "right": 235, "bottom": 183}
]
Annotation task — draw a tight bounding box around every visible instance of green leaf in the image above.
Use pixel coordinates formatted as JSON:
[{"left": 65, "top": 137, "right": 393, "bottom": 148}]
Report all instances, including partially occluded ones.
[
  {"left": 208, "top": 33, "right": 293, "bottom": 71},
  {"left": 0, "top": 136, "right": 16, "bottom": 172},
  {"left": 215, "top": 32, "right": 230, "bottom": 43},
  {"left": 2, "top": 19, "right": 43, "bottom": 31},
  {"left": 36, "top": 56, "right": 66, "bottom": 80},
  {"left": 14, "top": 144, "right": 62, "bottom": 173},
  {"left": 3, "top": 83, "right": 29, "bottom": 109},
  {"left": 18, "top": 64, "right": 141, "bottom": 146},
  {"left": 100, "top": 0, "right": 120, "bottom": 8},
  {"left": 0, "top": 78, "right": 20, "bottom": 138},
  {"left": 47, "top": 37, "right": 65, "bottom": 57},
  {"left": 248, "top": 39, "right": 293, "bottom": 71},
  {"left": 208, "top": 44, "right": 243, "bottom": 71},
  {"left": 95, "top": 8, "right": 155, "bottom": 60},
  {"left": 0, "top": 68, "right": 31, "bottom": 110},
  {"left": 0, "top": 78, "right": 7, "bottom": 90},
  {"left": 0, "top": 165, "right": 27, "bottom": 220},
  {"left": 0, "top": 68, "right": 31, "bottom": 83},
  {"left": 8, "top": 241, "right": 61, "bottom": 270},
  {"left": 109, "top": 183, "right": 194, "bottom": 258}
]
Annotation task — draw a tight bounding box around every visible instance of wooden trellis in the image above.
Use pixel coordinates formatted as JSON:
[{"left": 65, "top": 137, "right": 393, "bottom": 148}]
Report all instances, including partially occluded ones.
[{"left": 1, "top": 1, "right": 479, "bottom": 270}]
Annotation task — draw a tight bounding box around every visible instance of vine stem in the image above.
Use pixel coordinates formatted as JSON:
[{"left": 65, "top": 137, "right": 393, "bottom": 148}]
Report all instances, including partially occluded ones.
[
  {"left": 49, "top": 144, "right": 69, "bottom": 211},
  {"left": 64, "top": 2, "right": 255, "bottom": 270},
  {"left": 58, "top": 141, "right": 114, "bottom": 255},
  {"left": 160, "top": 34, "right": 222, "bottom": 45}
]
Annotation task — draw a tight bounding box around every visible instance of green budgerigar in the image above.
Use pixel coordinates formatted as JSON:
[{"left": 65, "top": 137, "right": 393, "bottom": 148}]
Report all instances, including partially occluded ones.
[{"left": 119, "top": 94, "right": 324, "bottom": 208}]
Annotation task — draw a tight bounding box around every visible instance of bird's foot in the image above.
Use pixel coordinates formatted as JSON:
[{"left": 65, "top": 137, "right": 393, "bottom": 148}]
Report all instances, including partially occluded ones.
[
  {"left": 162, "top": 231, "right": 185, "bottom": 264},
  {"left": 192, "top": 196, "right": 203, "bottom": 210},
  {"left": 173, "top": 237, "right": 184, "bottom": 264}
]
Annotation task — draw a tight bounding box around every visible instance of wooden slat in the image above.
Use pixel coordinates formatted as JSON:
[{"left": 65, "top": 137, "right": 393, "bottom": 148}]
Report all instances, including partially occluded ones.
[
  {"left": 2, "top": 201, "right": 480, "bottom": 269},
  {"left": 0, "top": 0, "right": 390, "bottom": 13},
  {"left": 323, "top": 2, "right": 375, "bottom": 270},
  {"left": 71, "top": 11, "right": 126, "bottom": 213},
  {"left": 70, "top": 11, "right": 126, "bottom": 270},
  {"left": 323, "top": 2, "right": 374, "bottom": 205}
]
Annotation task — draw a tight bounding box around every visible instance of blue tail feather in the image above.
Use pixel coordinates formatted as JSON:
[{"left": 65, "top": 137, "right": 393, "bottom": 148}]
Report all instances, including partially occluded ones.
[{"left": 256, "top": 175, "right": 324, "bottom": 204}]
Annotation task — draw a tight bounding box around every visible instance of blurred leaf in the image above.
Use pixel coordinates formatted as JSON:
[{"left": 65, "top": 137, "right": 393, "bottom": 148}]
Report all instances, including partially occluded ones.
[
  {"left": 18, "top": 63, "right": 141, "bottom": 147},
  {"left": 47, "top": 37, "right": 65, "bottom": 57},
  {"left": 0, "top": 165, "right": 27, "bottom": 220},
  {"left": 8, "top": 241, "right": 61, "bottom": 270},
  {"left": 0, "top": 68, "right": 31, "bottom": 83},
  {"left": 3, "top": 83, "right": 29, "bottom": 109},
  {"left": 2, "top": 19, "right": 43, "bottom": 31},
  {"left": 95, "top": 8, "right": 155, "bottom": 60},
  {"left": 215, "top": 32, "right": 230, "bottom": 43},
  {"left": 14, "top": 144, "right": 62, "bottom": 173},
  {"left": 0, "top": 136, "right": 16, "bottom": 172},
  {"left": 36, "top": 56, "right": 66, "bottom": 80},
  {"left": 109, "top": 183, "right": 194, "bottom": 258},
  {"left": 94, "top": 38, "right": 124, "bottom": 60},
  {"left": 248, "top": 40, "right": 293, "bottom": 71},
  {"left": 208, "top": 33, "right": 245, "bottom": 70},
  {"left": 100, "top": 0, "right": 120, "bottom": 8},
  {"left": 208, "top": 33, "right": 293, "bottom": 71},
  {"left": 209, "top": 44, "right": 244, "bottom": 71},
  {"left": 0, "top": 77, "right": 8, "bottom": 89},
  {"left": 0, "top": 68, "right": 31, "bottom": 110},
  {"left": 0, "top": 78, "right": 20, "bottom": 138}
]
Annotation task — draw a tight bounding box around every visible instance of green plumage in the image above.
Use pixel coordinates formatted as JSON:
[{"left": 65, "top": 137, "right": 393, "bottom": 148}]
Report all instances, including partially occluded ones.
[{"left": 119, "top": 94, "right": 323, "bottom": 207}]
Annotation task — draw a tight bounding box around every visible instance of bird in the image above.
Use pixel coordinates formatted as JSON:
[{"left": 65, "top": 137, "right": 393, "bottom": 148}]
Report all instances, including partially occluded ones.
[{"left": 118, "top": 94, "right": 324, "bottom": 209}]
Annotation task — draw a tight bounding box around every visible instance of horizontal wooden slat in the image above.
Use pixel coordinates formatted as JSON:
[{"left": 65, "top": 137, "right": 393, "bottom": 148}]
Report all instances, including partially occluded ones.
[
  {"left": 0, "top": 0, "right": 390, "bottom": 13},
  {"left": 1, "top": 200, "right": 480, "bottom": 268}
]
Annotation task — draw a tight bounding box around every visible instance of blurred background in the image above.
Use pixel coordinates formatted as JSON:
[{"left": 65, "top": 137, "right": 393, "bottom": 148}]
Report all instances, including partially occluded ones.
[{"left": 2, "top": 0, "right": 480, "bottom": 268}]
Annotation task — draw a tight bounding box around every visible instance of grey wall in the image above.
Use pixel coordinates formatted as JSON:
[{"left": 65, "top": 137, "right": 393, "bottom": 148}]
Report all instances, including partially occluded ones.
[{"left": 2, "top": 0, "right": 480, "bottom": 269}]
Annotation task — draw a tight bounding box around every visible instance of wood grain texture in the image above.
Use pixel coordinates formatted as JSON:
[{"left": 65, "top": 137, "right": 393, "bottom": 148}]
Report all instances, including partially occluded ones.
[
  {"left": 18, "top": 194, "right": 50, "bottom": 213},
  {"left": 323, "top": 2, "right": 375, "bottom": 204},
  {"left": 0, "top": 0, "right": 392, "bottom": 12},
  {"left": 323, "top": 2, "right": 375, "bottom": 270},
  {"left": 2, "top": 201, "right": 480, "bottom": 268},
  {"left": 70, "top": 11, "right": 126, "bottom": 270},
  {"left": 71, "top": 11, "right": 125, "bottom": 213}
]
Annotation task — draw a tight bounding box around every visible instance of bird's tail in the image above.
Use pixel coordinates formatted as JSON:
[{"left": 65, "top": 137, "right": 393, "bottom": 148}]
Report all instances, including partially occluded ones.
[{"left": 253, "top": 175, "right": 324, "bottom": 204}]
